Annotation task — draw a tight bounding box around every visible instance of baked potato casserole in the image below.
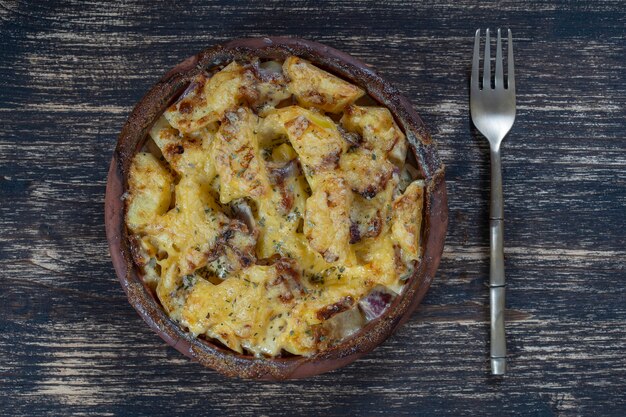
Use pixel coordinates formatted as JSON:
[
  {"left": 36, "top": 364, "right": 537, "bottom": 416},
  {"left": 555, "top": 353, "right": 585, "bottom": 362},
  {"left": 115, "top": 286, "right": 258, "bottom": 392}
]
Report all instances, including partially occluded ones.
[{"left": 125, "top": 56, "right": 424, "bottom": 357}]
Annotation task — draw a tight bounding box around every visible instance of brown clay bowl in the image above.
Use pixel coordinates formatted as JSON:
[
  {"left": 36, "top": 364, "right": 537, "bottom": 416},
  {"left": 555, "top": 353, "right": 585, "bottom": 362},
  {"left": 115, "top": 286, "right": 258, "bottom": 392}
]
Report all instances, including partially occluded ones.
[{"left": 105, "top": 37, "right": 448, "bottom": 380}]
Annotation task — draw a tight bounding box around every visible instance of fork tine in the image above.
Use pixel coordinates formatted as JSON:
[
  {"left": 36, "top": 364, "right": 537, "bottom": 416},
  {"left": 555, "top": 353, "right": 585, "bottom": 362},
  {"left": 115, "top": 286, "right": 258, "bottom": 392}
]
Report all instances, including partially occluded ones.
[
  {"left": 495, "top": 29, "right": 503, "bottom": 88},
  {"left": 483, "top": 28, "right": 491, "bottom": 89},
  {"left": 507, "top": 29, "right": 515, "bottom": 91},
  {"left": 472, "top": 29, "right": 480, "bottom": 89}
]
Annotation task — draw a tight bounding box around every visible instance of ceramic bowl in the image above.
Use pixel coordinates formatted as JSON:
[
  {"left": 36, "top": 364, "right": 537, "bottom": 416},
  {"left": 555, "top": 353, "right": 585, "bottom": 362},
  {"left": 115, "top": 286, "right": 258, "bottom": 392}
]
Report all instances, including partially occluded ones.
[{"left": 105, "top": 37, "right": 447, "bottom": 380}]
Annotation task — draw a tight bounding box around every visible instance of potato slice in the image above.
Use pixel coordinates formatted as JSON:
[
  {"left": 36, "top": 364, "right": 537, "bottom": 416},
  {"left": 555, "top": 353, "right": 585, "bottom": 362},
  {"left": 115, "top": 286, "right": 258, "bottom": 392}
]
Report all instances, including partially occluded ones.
[
  {"left": 341, "top": 105, "right": 406, "bottom": 157},
  {"left": 182, "top": 277, "right": 250, "bottom": 353},
  {"left": 149, "top": 116, "right": 216, "bottom": 182},
  {"left": 283, "top": 56, "right": 364, "bottom": 113},
  {"left": 164, "top": 62, "right": 255, "bottom": 133},
  {"left": 255, "top": 163, "right": 311, "bottom": 262},
  {"left": 390, "top": 180, "right": 425, "bottom": 259},
  {"left": 252, "top": 60, "right": 292, "bottom": 114},
  {"left": 349, "top": 178, "right": 395, "bottom": 243},
  {"left": 304, "top": 176, "right": 352, "bottom": 263},
  {"left": 261, "top": 106, "right": 348, "bottom": 182},
  {"left": 125, "top": 152, "right": 173, "bottom": 231},
  {"left": 322, "top": 306, "right": 364, "bottom": 341},
  {"left": 339, "top": 148, "right": 394, "bottom": 198},
  {"left": 147, "top": 175, "right": 226, "bottom": 278},
  {"left": 128, "top": 235, "right": 160, "bottom": 288},
  {"left": 213, "top": 107, "right": 270, "bottom": 204}
]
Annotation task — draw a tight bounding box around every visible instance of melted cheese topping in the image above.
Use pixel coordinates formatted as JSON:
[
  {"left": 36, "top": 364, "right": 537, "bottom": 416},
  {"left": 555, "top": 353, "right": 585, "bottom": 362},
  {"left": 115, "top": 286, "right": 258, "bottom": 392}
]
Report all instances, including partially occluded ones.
[{"left": 126, "top": 56, "right": 424, "bottom": 357}]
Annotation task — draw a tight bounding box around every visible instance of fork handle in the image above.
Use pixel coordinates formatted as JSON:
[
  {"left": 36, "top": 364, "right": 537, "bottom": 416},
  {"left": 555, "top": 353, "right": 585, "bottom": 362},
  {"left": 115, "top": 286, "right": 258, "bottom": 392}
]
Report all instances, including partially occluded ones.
[{"left": 489, "top": 147, "right": 506, "bottom": 375}]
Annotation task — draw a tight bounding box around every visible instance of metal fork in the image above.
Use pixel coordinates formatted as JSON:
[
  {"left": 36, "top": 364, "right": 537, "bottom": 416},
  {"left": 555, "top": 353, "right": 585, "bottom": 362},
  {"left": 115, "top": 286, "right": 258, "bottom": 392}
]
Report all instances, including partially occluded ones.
[{"left": 470, "top": 28, "right": 516, "bottom": 375}]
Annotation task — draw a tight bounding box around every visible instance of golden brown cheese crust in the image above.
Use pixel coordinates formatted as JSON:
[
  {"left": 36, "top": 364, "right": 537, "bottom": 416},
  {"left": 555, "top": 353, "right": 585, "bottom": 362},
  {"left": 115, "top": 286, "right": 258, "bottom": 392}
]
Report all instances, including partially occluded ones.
[
  {"left": 164, "top": 62, "right": 254, "bottom": 133},
  {"left": 303, "top": 176, "right": 353, "bottom": 264},
  {"left": 283, "top": 56, "right": 365, "bottom": 113},
  {"left": 339, "top": 149, "right": 395, "bottom": 198},
  {"left": 125, "top": 56, "right": 424, "bottom": 357},
  {"left": 213, "top": 107, "right": 270, "bottom": 204}
]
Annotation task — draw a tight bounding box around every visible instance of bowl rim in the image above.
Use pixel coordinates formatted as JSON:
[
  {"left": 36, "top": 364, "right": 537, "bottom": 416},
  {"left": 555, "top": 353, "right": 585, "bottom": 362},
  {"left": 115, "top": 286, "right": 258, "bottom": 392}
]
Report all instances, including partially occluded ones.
[{"left": 105, "top": 36, "right": 448, "bottom": 380}]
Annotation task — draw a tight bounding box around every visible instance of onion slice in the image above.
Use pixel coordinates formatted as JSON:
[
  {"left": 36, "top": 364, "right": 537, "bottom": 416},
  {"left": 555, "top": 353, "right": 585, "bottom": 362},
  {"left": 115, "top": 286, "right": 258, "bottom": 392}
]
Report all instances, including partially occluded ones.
[{"left": 358, "top": 285, "right": 398, "bottom": 322}]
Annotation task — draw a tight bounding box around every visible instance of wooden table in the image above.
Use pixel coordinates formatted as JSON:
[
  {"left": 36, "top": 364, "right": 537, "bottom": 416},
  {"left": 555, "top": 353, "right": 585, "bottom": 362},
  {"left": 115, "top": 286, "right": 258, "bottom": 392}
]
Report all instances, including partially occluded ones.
[{"left": 1, "top": 1, "right": 625, "bottom": 415}]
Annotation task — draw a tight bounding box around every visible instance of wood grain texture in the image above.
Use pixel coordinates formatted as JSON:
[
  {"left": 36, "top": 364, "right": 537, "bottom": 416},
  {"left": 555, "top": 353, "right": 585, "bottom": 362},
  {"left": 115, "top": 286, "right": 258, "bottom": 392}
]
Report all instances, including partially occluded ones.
[{"left": 1, "top": 0, "right": 625, "bottom": 415}]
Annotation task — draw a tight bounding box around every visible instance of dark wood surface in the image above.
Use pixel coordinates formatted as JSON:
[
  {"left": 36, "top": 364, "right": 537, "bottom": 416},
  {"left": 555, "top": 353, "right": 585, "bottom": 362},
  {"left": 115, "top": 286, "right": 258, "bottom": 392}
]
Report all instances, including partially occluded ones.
[{"left": 1, "top": 0, "right": 625, "bottom": 415}]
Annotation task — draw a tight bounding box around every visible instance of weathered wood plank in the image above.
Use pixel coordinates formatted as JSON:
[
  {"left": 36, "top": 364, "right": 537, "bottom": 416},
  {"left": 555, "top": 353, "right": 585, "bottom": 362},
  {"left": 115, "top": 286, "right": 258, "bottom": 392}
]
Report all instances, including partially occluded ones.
[{"left": 1, "top": 0, "right": 625, "bottom": 415}]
